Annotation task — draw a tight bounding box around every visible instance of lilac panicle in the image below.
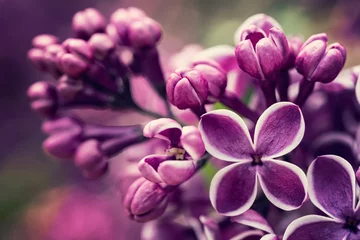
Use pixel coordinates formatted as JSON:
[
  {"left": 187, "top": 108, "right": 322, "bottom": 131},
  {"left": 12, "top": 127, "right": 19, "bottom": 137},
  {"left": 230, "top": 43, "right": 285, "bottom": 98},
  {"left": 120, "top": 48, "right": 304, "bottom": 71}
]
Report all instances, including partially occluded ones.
[
  {"left": 295, "top": 33, "right": 346, "bottom": 83},
  {"left": 235, "top": 25, "right": 289, "bottom": 80},
  {"left": 72, "top": 8, "right": 106, "bottom": 40},
  {"left": 283, "top": 155, "right": 360, "bottom": 240},
  {"left": 166, "top": 68, "right": 209, "bottom": 110},
  {"left": 124, "top": 177, "right": 168, "bottom": 222},
  {"left": 138, "top": 118, "right": 205, "bottom": 185},
  {"left": 199, "top": 102, "right": 307, "bottom": 216}
]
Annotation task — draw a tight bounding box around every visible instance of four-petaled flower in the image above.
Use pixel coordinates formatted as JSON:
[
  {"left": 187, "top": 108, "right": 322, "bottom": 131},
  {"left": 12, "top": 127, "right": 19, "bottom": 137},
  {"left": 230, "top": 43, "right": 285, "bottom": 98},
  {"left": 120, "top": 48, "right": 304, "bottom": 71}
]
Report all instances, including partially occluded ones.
[
  {"left": 284, "top": 155, "right": 360, "bottom": 240},
  {"left": 138, "top": 118, "right": 205, "bottom": 185},
  {"left": 198, "top": 102, "right": 308, "bottom": 216}
]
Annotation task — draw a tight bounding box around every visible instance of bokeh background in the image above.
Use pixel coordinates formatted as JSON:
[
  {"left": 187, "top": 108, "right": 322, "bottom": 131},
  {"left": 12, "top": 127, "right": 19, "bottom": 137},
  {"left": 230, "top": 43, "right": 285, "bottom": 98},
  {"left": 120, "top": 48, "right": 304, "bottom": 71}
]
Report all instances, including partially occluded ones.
[{"left": 1, "top": 0, "right": 360, "bottom": 239}]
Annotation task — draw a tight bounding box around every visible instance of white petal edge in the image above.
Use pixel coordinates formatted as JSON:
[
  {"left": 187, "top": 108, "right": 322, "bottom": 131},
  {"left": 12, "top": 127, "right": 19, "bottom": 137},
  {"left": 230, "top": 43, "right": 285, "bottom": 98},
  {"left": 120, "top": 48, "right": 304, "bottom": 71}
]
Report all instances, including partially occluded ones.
[
  {"left": 143, "top": 118, "right": 182, "bottom": 142},
  {"left": 230, "top": 230, "right": 264, "bottom": 240},
  {"left": 253, "top": 102, "right": 305, "bottom": 159},
  {"left": 232, "top": 209, "right": 274, "bottom": 234},
  {"left": 199, "top": 109, "right": 254, "bottom": 162},
  {"left": 260, "top": 234, "right": 278, "bottom": 240},
  {"left": 307, "top": 154, "right": 356, "bottom": 220},
  {"left": 209, "top": 161, "right": 257, "bottom": 216},
  {"left": 257, "top": 159, "right": 308, "bottom": 211},
  {"left": 283, "top": 215, "right": 343, "bottom": 240}
]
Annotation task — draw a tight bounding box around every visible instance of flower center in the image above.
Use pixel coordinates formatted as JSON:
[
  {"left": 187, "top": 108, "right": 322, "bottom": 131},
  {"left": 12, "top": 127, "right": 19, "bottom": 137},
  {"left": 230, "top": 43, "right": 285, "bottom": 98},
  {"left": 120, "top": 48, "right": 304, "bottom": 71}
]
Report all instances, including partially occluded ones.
[
  {"left": 166, "top": 147, "right": 185, "bottom": 160},
  {"left": 251, "top": 154, "right": 263, "bottom": 166},
  {"left": 344, "top": 217, "right": 359, "bottom": 233}
]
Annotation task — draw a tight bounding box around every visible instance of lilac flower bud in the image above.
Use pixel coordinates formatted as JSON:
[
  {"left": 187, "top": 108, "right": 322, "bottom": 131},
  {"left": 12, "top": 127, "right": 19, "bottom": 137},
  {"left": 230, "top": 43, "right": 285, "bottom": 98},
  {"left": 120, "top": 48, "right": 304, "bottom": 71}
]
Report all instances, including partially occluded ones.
[
  {"left": 62, "top": 38, "right": 94, "bottom": 61},
  {"left": 42, "top": 44, "right": 66, "bottom": 77},
  {"left": 109, "top": 7, "right": 162, "bottom": 49},
  {"left": 28, "top": 48, "right": 47, "bottom": 71},
  {"left": 74, "top": 140, "right": 108, "bottom": 179},
  {"left": 72, "top": 8, "right": 106, "bottom": 40},
  {"left": 88, "top": 33, "right": 115, "bottom": 60},
  {"left": 57, "top": 53, "right": 88, "bottom": 78},
  {"left": 166, "top": 68, "right": 208, "bottom": 109},
  {"left": 124, "top": 177, "right": 168, "bottom": 222},
  {"left": 32, "top": 34, "right": 59, "bottom": 49},
  {"left": 235, "top": 26, "right": 289, "bottom": 80},
  {"left": 234, "top": 13, "right": 282, "bottom": 43},
  {"left": 295, "top": 33, "right": 346, "bottom": 83},
  {"left": 27, "top": 81, "right": 58, "bottom": 117},
  {"left": 191, "top": 60, "right": 227, "bottom": 101}
]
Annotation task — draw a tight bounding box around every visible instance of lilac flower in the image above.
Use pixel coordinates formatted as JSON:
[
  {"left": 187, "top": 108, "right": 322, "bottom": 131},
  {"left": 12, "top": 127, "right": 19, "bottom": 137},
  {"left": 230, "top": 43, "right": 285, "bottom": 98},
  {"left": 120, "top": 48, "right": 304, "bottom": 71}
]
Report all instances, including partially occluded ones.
[
  {"left": 283, "top": 155, "right": 360, "bottom": 240},
  {"left": 199, "top": 102, "right": 307, "bottom": 216},
  {"left": 72, "top": 8, "right": 106, "bottom": 40},
  {"left": 138, "top": 118, "right": 205, "bottom": 185}
]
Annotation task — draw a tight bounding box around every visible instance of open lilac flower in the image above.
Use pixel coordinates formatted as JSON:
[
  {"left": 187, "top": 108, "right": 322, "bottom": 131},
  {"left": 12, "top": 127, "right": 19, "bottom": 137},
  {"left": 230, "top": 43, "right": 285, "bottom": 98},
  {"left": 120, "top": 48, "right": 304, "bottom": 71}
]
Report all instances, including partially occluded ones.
[
  {"left": 138, "top": 118, "right": 205, "bottom": 185},
  {"left": 283, "top": 155, "right": 360, "bottom": 240},
  {"left": 199, "top": 102, "right": 307, "bottom": 216}
]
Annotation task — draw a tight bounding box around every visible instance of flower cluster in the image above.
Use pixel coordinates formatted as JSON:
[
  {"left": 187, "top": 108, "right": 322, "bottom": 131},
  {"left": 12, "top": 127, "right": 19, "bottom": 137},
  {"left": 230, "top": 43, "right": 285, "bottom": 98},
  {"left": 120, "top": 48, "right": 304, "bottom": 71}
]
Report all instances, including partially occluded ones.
[{"left": 26, "top": 7, "right": 360, "bottom": 240}]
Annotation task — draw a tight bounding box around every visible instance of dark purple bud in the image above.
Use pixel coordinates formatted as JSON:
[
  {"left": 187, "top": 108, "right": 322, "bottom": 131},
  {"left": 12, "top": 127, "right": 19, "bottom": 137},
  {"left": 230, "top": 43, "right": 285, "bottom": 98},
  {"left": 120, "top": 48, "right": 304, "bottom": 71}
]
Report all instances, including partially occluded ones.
[
  {"left": 234, "top": 13, "right": 282, "bottom": 43},
  {"left": 32, "top": 34, "right": 59, "bottom": 49},
  {"left": 88, "top": 33, "right": 115, "bottom": 60},
  {"left": 74, "top": 140, "right": 108, "bottom": 179},
  {"left": 27, "top": 81, "right": 58, "bottom": 117},
  {"left": 124, "top": 177, "right": 168, "bottom": 222},
  {"left": 191, "top": 60, "right": 227, "bottom": 101},
  {"left": 235, "top": 26, "right": 289, "bottom": 80},
  {"left": 42, "top": 116, "right": 82, "bottom": 135},
  {"left": 166, "top": 68, "right": 209, "bottom": 110},
  {"left": 295, "top": 33, "right": 346, "bottom": 83},
  {"left": 57, "top": 53, "right": 88, "bottom": 78},
  {"left": 72, "top": 8, "right": 106, "bottom": 40},
  {"left": 62, "top": 38, "right": 94, "bottom": 61}
]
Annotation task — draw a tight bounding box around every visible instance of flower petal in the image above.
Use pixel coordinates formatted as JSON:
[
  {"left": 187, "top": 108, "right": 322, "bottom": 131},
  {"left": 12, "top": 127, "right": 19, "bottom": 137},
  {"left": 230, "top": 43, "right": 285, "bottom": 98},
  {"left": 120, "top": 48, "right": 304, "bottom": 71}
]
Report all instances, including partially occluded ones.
[
  {"left": 210, "top": 161, "right": 257, "bottom": 216},
  {"left": 158, "top": 160, "right": 196, "bottom": 185},
  {"left": 254, "top": 102, "right": 304, "bottom": 158},
  {"left": 235, "top": 40, "right": 264, "bottom": 80},
  {"left": 138, "top": 154, "right": 169, "bottom": 183},
  {"left": 181, "top": 126, "right": 205, "bottom": 160},
  {"left": 230, "top": 230, "right": 264, "bottom": 240},
  {"left": 232, "top": 209, "right": 273, "bottom": 234},
  {"left": 199, "top": 109, "right": 254, "bottom": 162},
  {"left": 307, "top": 155, "right": 356, "bottom": 220},
  {"left": 260, "top": 234, "right": 279, "bottom": 240},
  {"left": 255, "top": 38, "right": 283, "bottom": 79},
  {"left": 283, "top": 215, "right": 348, "bottom": 240},
  {"left": 143, "top": 118, "right": 182, "bottom": 144},
  {"left": 257, "top": 159, "right": 307, "bottom": 211}
]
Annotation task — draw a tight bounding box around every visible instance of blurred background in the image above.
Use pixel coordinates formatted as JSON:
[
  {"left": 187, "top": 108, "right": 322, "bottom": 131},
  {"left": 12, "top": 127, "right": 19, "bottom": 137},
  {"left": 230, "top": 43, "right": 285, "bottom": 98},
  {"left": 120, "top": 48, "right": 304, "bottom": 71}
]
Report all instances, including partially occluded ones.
[{"left": 1, "top": 0, "right": 360, "bottom": 239}]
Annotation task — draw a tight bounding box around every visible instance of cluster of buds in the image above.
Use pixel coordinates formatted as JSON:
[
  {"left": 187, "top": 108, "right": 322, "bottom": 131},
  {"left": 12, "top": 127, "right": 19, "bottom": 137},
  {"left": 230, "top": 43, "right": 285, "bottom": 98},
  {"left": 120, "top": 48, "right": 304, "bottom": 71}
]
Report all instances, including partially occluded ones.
[{"left": 26, "top": 6, "right": 360, "bottom": 240}]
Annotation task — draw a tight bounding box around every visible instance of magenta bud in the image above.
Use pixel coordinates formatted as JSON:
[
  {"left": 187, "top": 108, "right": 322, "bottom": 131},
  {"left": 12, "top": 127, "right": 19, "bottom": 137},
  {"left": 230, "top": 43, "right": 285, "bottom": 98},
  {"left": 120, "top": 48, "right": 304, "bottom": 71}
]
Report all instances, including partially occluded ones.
[
  {"left": 32, "top": 34, "right": 59, "bottom": 49},
  {"left": 27, "top": 81, "right": 58, "bottom": 117},
  {"left": 234, "top": 13, "right": 282, "bottom": 43},
  {"left": 235, "top": 26, "right": 289, "bottom": 80},
  {"left": 284, "top": 36, "right": 304, "bottom": 69},
  {"left": 166, "top": 68, "right": 209, "bottom": 110},
  {"left": 124, "top": 177, "right": 168, "bottom": 222},
  {"left": 74, "top": 140, "right": 108, "bottom": 179},
  {"left": 28, "top": 48, "right": 47, "bottom": 71},
  {"left": 57, "top": 53, "right": 88, "bottom": 78},
  {"left": 295, "top": 33, "right": 346, "bottom": 83},
  {"left": 192, "top": 60, "right": 227, "bottom": 101},
  {"left": 43, "top": 129, "right": 82, "bottom": 160},
  {"left": 88, "top": 33, "right": 115, "bottom": 60},
  {"left": 62, "top": 38, "right": 94, "bottom": 61},
  {"left": 128, "top": 17, "right": 162, "bottom": 49},
  {"left": 43, "top": 44, "right": 66, "bottom": 76},
  {"left": 42, "top": 116, "right": 82, "bottom": 135},
  {"left": 72, "top": 8, "right": 106, "bottom": 40}
]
